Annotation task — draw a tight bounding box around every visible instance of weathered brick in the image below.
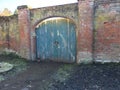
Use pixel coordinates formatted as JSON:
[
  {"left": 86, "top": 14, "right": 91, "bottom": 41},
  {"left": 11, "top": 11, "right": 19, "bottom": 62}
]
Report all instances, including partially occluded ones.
[
  {"left": 94, "top": 2, "right": 120, "bottom": 63},
  {"left": 17, "top": 5, "right": 31, "bottom": 59},
  {"left": 77, "top": 0, "right": 94, "bottom": 63},
  {"left": 0, "top": 0, "right": 120, "bottom": 64}
]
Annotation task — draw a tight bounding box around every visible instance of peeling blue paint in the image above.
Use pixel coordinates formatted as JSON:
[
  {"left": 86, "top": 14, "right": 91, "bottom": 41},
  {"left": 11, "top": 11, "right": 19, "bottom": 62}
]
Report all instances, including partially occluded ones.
[{"left": 35, "top": 18, "right": 76, "bottom": 62}]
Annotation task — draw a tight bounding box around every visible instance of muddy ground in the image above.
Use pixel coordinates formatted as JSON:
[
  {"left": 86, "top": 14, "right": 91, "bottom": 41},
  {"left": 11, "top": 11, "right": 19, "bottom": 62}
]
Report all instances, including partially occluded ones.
[{"left": 0, "top": 54, "right": 120, "bottom": 90}]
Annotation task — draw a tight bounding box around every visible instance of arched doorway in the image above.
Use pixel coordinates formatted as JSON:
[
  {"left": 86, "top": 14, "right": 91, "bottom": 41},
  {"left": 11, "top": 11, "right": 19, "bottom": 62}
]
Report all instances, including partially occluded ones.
[{"left": 35, "top": 17, "right": 76, "bottom": 62}]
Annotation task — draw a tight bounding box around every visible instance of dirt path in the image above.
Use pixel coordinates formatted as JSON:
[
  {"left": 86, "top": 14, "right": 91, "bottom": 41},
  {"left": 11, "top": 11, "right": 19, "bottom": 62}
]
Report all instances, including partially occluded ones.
[
  {"left": 0, "top": 55, "right": 120, "bottom": 90},
  {"left": 0, "top": 61, "right": 64, "bottom": 90}
]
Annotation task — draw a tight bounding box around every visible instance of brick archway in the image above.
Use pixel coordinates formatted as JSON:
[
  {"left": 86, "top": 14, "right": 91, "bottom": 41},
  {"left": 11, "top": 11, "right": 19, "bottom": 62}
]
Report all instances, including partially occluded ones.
[
  {"left": 31, "top": 16, "right": 77, "bottom": 62},
  {"left": 17, "top": 1, "right": 94, "bottom": 63}
]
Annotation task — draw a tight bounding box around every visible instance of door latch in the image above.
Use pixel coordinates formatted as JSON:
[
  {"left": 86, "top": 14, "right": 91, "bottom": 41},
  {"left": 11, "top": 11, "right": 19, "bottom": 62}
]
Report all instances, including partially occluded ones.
[{"left": 54, "top": 41, "right": 59, "bottom": 46}]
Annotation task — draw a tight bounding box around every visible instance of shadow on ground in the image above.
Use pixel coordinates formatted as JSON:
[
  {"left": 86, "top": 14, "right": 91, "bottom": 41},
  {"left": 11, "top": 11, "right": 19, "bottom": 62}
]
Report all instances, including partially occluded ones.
[
  {"left": 51, "top": 63, "right": 120, "bottom": 90},
  {"left": 0, "top": 55, "right": 120, "bottom": 90}
]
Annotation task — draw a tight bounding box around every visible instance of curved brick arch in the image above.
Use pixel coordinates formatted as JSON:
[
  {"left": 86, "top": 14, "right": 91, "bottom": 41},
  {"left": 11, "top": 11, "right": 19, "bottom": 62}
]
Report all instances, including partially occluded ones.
[
  {"left": 29, "top": 3, "right": 79, "bottom": 61},
  {"left": 31, "top": 16, "right": 78, "bottom": 61},
  {"left": 33, "top": 16, "right": 77, "bottom": 29},
  {"left": 35, "top": 17, "right": 77, "bottom": 62},
  {"left": 17, "top": 1, "right": 94, "bottom": 63},
  {"left": 30, "top": 3, "right": 79, "bottom": 29}
]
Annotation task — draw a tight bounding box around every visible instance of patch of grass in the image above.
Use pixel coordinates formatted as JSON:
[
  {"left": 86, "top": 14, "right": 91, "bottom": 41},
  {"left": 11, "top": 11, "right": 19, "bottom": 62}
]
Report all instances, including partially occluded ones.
[
  {"left": 0, "top": 75, "right": 4, "bottom": 81},
  {"left": 7, "top": 58, "right": 27, "bottom": 73},
  {"left": 0, "top": 52, "right": 20, "bottom": 58},
  {"left": 53, "top": 64, "right": 76, "bottom": 82},
  {"left": 0, "top": 54, "right": 28, "bottom": 82}
]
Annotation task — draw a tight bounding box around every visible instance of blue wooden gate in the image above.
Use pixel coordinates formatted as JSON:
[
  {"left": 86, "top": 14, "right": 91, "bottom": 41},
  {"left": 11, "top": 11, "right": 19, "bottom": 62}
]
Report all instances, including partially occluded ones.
[{"left": 35, "top": 18, "right": 76, "bottom": 62}]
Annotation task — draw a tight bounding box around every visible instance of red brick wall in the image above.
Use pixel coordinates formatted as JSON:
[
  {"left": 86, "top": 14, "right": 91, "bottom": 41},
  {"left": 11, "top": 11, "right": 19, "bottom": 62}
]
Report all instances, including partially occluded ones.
[
  {"left": 0, "top": 15, "right": 19, "bottom": 53},
  {"left": 17, "top": 5, "right": 31, "bottom": 59},
  {"left": 77, "top": 0, "right": 94, "bottom": 63},
  {"left": 94, "top": 3, "right": 120, "bottom": 62},
  {"left": 16, "top": 1, "right": 120, "bottom": 63}
]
